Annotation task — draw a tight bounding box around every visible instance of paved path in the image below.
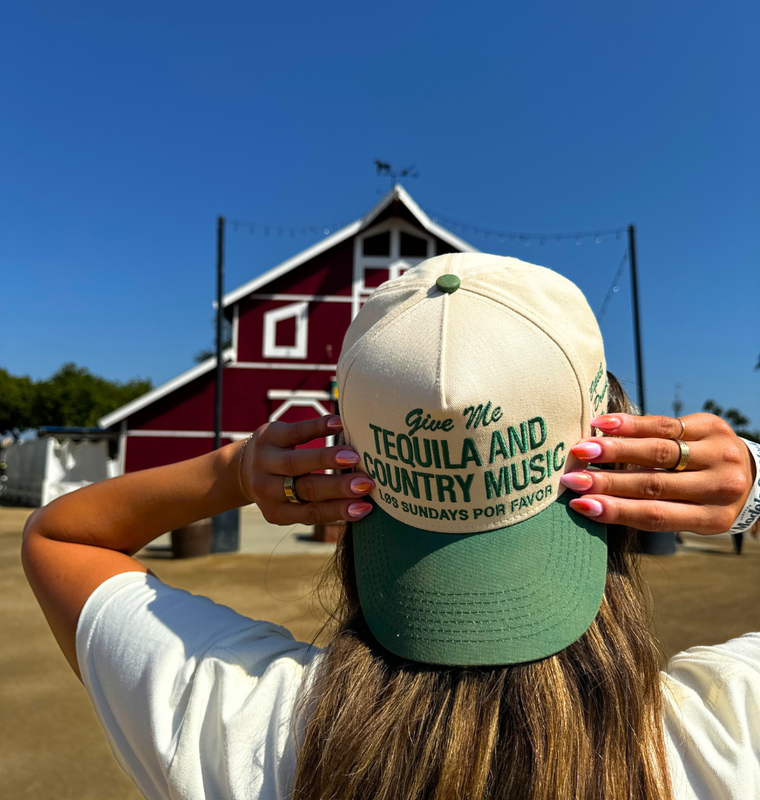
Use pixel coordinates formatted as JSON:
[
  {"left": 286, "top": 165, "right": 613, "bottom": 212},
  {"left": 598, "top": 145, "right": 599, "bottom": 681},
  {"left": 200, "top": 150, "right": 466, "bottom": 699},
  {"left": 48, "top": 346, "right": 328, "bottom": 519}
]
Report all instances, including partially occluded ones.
[
  {"left": 148, "top": 504, "right": 336, "bottom": 555},
  {"left": 238, "top": 505, "right": 336, "bottom": 554}
]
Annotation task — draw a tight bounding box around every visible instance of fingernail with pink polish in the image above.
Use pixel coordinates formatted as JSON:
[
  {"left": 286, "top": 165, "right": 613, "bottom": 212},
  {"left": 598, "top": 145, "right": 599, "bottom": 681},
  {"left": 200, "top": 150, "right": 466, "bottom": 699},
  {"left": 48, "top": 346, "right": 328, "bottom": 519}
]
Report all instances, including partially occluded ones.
[
  {"left": 336, "top": 450, "right": 360, "bottom": 465},
  {"left": 571, "top": 442, "right": 603, "bottom": 460},
  {"left": 326, "top": 416, "right": 343, "bottom": 430},
  {"left": 560, "top": 472, "right": 593, "bottom": 491},
  {"left": 569, "top": 498, "right": 603, "bottom": 517},
  {"left": 591, "top": 415, "right": 622, "bottom": 433},
  {"left": 350, "top": 477, "right": 374, "bottom": 494},
  {"left": 348, "top": 501, "right": 373, "bottom": 518}
]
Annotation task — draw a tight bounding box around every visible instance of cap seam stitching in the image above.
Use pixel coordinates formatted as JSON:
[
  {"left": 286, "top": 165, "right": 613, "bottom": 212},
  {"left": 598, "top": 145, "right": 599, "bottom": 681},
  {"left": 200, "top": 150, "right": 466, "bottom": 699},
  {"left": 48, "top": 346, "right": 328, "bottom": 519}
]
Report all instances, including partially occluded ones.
[{"left": 458, "top": 285, "right": 594, "bottom": 437}]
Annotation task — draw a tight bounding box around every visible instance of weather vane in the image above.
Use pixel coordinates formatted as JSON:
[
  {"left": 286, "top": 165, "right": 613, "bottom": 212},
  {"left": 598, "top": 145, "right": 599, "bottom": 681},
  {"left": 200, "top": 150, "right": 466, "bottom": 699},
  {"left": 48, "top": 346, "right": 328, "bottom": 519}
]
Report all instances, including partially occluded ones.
[{"left": 374, "top": 159, "right": 419, "bottom": 188}]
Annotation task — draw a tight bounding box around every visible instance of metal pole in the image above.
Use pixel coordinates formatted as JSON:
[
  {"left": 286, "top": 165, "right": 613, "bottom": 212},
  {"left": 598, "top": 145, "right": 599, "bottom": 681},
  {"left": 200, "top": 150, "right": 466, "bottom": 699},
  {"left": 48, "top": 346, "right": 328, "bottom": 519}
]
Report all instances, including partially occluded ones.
[
  {"left": 211, "top": 214, "right": 239, "bottom": 553},
  {"left": 627, "top": 224, "right": 646, "bottom": 415},
  {"left": 214, "top": 216, "right": 225, "bottom": 451}
]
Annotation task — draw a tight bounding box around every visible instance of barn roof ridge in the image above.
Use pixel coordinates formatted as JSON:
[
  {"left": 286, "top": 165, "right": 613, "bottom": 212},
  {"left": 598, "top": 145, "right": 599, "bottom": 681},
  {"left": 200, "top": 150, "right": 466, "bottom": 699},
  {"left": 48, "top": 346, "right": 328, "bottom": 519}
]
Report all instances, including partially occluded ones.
[{"left": 220, "top": 184, "right": 477, "bottom": 308}]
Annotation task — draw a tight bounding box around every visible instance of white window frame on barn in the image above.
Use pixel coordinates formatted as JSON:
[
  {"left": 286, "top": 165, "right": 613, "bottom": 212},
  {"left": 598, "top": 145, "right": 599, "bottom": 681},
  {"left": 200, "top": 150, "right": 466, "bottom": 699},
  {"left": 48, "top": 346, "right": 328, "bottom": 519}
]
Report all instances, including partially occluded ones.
[
  {"left": 352, "top": 220, "right": 435, "bottom": 319},
  {"left": 262, "top": 301, "right": 309, "bottom": 359}
]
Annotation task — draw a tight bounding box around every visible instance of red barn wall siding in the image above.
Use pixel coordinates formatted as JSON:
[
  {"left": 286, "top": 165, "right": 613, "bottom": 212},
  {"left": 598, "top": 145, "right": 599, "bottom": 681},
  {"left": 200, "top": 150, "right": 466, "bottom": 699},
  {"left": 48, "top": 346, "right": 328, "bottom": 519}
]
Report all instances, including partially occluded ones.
[
  {"left": 124, "top": 406, "right": 331, "bottom": 473},
  {"left": 127, "top": 367, "right": 336, "bottom": 434},
  {"left": 221, "top": 367, "right": 336, "bottom": 432},
  {"left": 124, "top": 436, "right": 232, "bottom": 473},
  {"left": 129, "top": 372, "right": 216, "bottom": 431},
  {"left": 237, "top": 297, "right": 351, "bottom": 365},
  {"left": 265, "top": 238, "right": 354, "bottom": 296}
]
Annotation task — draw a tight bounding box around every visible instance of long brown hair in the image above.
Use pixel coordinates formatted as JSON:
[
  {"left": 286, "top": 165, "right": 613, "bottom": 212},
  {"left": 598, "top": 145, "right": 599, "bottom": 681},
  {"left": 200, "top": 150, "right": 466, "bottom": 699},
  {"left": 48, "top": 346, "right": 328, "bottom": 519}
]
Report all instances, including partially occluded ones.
[{"left": 294, "top": 374, "right": 672, "bottom": 800}]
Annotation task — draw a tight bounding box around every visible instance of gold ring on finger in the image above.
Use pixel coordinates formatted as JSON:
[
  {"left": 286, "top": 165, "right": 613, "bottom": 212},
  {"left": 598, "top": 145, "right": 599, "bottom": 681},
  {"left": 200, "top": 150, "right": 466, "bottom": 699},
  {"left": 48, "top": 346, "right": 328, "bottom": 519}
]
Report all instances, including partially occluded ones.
[
  {"left": 675, "top": 418, "right": 686, "bottom": 440},
  {"left": 284, "top": 475, "right": 307, "bottom": 504},
  {"left": 669, "top": 439, "right": 690, "bottom": 472}
]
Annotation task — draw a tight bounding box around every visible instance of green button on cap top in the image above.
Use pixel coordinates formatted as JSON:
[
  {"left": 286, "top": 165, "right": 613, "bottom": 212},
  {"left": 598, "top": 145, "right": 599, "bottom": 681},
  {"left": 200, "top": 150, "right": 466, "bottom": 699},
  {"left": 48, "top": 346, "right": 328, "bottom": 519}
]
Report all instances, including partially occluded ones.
[{"left": 436, "top": 274, "right": 461, "bottom": 293}]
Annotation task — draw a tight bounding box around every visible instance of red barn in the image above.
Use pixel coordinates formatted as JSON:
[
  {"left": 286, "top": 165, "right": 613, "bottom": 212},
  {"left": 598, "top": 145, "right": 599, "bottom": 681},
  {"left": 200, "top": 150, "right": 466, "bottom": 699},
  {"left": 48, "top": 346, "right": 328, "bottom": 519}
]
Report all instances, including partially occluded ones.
[{"left": 99, "top": 185, "right": 476, "bottom": 473}]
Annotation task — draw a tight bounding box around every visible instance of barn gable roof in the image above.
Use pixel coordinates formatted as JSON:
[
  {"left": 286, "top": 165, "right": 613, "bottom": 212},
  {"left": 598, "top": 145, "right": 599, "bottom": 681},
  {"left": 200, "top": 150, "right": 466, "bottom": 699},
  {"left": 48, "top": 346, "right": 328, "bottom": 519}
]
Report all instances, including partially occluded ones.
[
  {"left": 221, "top": 184, "right": 477, "bottom": 308},
  {"left": 99, "top": 186, "right": 474, "bottom": 429}
]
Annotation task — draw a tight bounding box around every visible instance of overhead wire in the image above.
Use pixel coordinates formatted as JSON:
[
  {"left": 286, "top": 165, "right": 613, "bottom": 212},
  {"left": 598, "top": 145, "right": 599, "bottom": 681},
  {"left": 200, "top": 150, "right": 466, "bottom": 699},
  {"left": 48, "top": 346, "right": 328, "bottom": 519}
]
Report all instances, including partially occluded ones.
[
  {"left": 226, "top": 210, "right": 631, "bottom": 318},
  {"left": 597, "top": 248, "right": 629, "bottom": 322},
  {"left": 226, "top": 212, "right": 627, "bottom": 246}
]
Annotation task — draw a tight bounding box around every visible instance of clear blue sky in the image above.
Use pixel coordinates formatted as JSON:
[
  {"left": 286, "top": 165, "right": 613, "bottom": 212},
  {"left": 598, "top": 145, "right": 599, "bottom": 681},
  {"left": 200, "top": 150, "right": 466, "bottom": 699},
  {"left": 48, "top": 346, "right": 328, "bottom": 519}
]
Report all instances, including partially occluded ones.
[{"left": 3, "top": 1, "right": 758, "bottom": 424}]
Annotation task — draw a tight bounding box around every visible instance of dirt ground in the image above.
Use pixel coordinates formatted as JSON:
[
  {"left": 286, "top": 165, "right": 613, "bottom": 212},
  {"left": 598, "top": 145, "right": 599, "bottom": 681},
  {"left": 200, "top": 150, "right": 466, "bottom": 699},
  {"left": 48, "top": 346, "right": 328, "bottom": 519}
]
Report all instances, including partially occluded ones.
[{"left": 3, "top": 506, "right": 760, "bottom": 799}]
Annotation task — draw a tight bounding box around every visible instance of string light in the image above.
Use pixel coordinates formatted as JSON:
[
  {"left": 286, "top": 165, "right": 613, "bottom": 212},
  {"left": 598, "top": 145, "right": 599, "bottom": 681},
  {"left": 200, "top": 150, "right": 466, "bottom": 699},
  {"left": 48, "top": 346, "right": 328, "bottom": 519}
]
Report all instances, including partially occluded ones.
[
  {"left": 225, "top": 217, "right": 352, "bottom": 238},
  {"left": 597, "top": 249, "right": 629, "bottom": 322},
  {"left": 426, "top": 210, "right": 626, "bottom": 245},
  {"left": 226, "top": 211, "right": 627, "bottom": 245}
]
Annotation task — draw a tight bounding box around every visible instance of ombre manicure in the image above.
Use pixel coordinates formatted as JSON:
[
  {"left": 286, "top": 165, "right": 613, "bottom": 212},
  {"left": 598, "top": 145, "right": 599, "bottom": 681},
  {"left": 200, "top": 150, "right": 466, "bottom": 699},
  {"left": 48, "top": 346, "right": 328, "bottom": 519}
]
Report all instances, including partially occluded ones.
[
  {"left": 350, "top": 477, "right": 375, "bottom": 494},
  {"left": 348, "top": 501, "right": 373, "bottom": 518},
  {"left": 591, "top": 415, "right": 622, "bottom": 433},
  {"left": 570, "top": 442, "right": 603, "bottom": 460},
  {"left": 569, "top": 498, "right": 604, "bottom": 517},
  {"left": 560, "top": 472, "right": 593, "bottom": 491},
  {"left": 336, "top": 450, "right": 361, "bottom": 465},
  {"left": 326, "top": 416, "right": 343, "bottom": 430}
]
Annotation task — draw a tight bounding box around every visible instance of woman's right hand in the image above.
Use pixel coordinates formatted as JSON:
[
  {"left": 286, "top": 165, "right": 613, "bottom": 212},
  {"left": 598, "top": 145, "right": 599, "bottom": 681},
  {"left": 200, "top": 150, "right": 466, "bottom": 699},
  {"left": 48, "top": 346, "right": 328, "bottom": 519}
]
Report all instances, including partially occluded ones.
[
  {"left": 239, "top": 415, "right": 375, "bottom": 525},
  {"left": 563, "top": 413, "right": 756, "bottom": 535}
]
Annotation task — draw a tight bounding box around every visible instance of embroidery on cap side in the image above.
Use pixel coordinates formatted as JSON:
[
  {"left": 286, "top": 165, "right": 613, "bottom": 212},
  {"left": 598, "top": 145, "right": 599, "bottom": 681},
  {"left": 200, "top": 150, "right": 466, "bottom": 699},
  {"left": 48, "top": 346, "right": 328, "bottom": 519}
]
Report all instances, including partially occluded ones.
[{"left": 589, "top": 363, "right": 608, "bottom": 413}]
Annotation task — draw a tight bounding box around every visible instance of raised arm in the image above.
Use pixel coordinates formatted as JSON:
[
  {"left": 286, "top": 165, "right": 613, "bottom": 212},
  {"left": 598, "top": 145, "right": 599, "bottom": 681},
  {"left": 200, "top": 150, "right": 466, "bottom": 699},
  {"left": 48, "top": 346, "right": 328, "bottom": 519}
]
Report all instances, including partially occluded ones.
[{"left": 21, "top": 416, "right": 372, "bottom": 679}]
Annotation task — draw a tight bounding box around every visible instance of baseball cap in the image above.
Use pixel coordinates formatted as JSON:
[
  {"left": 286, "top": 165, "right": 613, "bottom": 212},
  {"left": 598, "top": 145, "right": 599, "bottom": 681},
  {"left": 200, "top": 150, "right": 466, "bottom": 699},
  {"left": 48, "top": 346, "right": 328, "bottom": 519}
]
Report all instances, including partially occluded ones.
[{"left": 336, "top": 253, "right": 609, "bottom": 666}]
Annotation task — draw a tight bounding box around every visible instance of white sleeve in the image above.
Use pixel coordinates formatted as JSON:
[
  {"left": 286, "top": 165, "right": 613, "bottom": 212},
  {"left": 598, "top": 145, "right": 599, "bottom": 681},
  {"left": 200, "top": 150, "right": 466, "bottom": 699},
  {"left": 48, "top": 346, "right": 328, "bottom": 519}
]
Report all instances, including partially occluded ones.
[
  {"left": 729, "top": 439, "right": 760, "bottom": 534},
  {"left": 75, "top": 572, "right": 316, "bottom": 800},
  {"left": 662, "top": 633, "right": 760, "bottom": 799}
]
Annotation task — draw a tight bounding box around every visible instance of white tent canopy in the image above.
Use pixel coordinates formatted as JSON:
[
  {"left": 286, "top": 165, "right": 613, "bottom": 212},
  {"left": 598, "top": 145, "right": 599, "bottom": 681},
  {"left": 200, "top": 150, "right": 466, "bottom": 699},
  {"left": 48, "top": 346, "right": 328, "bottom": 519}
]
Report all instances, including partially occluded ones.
[{"left": 3, "top": 437, "right": 120, "bottom": 507}]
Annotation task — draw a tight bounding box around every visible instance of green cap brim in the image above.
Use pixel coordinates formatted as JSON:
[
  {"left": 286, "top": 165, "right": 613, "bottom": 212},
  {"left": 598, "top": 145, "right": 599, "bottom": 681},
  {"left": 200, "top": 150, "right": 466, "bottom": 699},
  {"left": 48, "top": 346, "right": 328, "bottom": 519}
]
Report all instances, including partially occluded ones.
[{"left": 353, "top": 493, "right": 607, "bottom": 666}]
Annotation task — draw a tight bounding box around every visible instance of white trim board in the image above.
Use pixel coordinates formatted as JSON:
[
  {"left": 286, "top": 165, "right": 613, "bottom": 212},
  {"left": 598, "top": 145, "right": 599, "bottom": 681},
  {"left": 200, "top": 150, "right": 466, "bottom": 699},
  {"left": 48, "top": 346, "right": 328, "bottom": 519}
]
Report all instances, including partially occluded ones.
[
  {"left": 352, "top": 218, "right": 434, "bottom": 319},
  {"left": 231, "top": 361, "right": 337, "bottom": 371},
  {"left": 269, "top": 398, "right": 330, "bottom": 423},
  {"left": 126, "top": 429, "right": 251, "bottom": 439},
  {"left": 267, "top": 390, "right": 331, "bottom": 400},
  {"left": 262, "top": 301, "right": 309, "bottom": 359},
  {"left": 117, "top": 420, "right": 127, "bottom": 476},
  {"left": 247, "top": 292, "right": 352, "bottom": 303},
  {"left": 232, "top": 304, "right": 239, "bottom": 359}
]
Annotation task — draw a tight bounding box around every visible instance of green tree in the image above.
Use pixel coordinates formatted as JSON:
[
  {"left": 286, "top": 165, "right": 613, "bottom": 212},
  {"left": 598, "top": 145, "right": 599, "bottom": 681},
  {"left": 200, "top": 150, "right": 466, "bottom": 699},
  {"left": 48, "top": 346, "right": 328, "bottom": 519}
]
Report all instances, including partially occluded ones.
[
  {"left": 0, "top": 368, "right": 37, "bottom": 439},
  {"left": 702, "top": 399, "right": 760, "bottom": 444},
  {"left": 193, "top": 316, "right": 232, "bottom": 364},
  {"left": 32, "top": 364, "right": 152, "bottom": 428},
  {"left": 0, "top": 364, "right": 152, "bottom": 437}
]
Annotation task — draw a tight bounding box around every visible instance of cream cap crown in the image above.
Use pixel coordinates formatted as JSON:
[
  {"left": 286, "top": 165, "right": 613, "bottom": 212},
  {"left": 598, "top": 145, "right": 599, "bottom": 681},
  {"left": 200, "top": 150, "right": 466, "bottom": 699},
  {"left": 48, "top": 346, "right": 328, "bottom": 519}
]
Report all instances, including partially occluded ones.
[{"left": 337, "top": 252, "right": 608, "bottom": 534}]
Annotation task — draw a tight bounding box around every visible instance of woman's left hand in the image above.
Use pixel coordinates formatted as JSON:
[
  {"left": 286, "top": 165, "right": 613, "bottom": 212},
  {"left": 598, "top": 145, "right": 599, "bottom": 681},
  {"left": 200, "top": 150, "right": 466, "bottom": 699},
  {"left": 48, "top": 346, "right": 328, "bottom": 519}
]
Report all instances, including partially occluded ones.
[
  {"left": 562, "top": 413, "right": 755, "bottom": 535},
  {"left": 239, "top": 415, "right": 375, "bottom": 525}
]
